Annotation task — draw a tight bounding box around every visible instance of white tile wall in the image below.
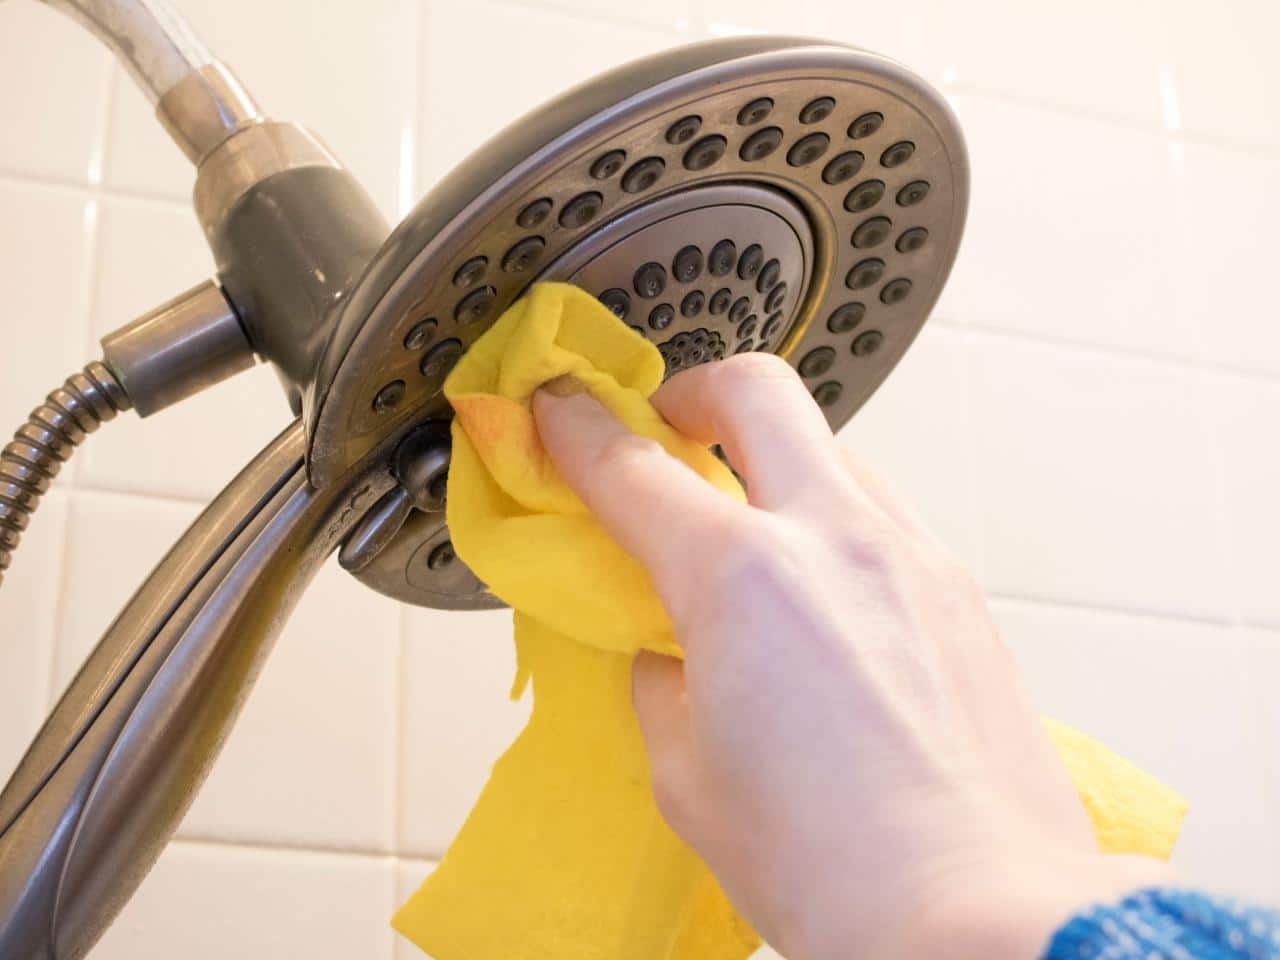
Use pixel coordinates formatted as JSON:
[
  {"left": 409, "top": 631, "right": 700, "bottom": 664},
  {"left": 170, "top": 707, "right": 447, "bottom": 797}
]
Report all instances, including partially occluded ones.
[
  {"left": 418, "top": 0, "right": 681, "bottom": 189},
  {"left": 838, "top": 324, "right": 983, "bottom": 577},
  {"left": 0, "top": 3, "right": 112, "bottom": 184},
  {"left": 969, "top": 335, "right": 1230, "bottom": 621},
  {"left": 397, "top": 607, "right": 528, "bottom": 857},
  {"left": 2, "top": 0, "right": 1278, "bottom": 957},
  {"left": 91, "top": 841, "right": 396, "bottom": 959},
  {"left": 993, "top": 599, "right": 1280, "bottom": 901}
]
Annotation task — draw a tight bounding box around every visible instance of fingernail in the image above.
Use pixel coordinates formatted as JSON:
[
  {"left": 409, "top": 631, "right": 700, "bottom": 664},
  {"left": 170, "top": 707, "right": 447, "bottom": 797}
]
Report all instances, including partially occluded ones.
[{"left": 540, "top": 373, "right": 587, "bottom": 398}]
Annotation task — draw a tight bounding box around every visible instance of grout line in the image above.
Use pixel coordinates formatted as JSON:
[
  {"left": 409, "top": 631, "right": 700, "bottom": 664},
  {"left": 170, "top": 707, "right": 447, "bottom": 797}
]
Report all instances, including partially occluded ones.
[
  {"left": 1190, "top": 368, "right": 1242, "bottom": 629},
  {"left": 952, "top": 328, "right": 986, "bottom": 585},
  {"left": 941, "top": 81, "right": 1280, "bottom": 158},
  {"left": 398, "top": 0, "right": 425, "bottom": 219},
  {"left": 391, "top": 602, "right": 410, "bottom": 855},
  {"left": 0, "top": 168, "right": 190, "bottom": 211},
  {"left": 70, "top": 480, "right": 210, "bottom": 509},
  {"left": 171, "top": 833, "right": 403, "bottom": 864},
  {"left": 42, "top": 490, "right": 74, "bottom": 709},
  {"left": 44, "top": 181, "right": 108, "bottom": 706},
  {"left": 172, "top": 832, "right": 445, "bottom": 868},
  {"left": 960, "top": 319, "right": 1280, "bottom": 387},
  {"left": 68, "top": 198, "right": 103, "bottom": 485},
  {"left": 985, "top": 590, "right": 1236, "bottom": 630},
  {"left": 85, "top": 47, "right": 116, "bottom": 187},
  {"left": 497, "top": 0, "right": 691, "bottom": 34},
  {"left": 1240, "top": 619, "right": 1280, "bottom": 636}
]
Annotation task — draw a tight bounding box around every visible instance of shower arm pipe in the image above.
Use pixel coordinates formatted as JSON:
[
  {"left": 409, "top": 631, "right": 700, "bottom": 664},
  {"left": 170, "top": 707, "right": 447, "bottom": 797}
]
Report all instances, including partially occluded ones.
[
  {"left": 0, "top": 420, "right": 396, "bottom": 960},
  {"left": 38, "top": 0, "right": 264, "bottom": 163}
]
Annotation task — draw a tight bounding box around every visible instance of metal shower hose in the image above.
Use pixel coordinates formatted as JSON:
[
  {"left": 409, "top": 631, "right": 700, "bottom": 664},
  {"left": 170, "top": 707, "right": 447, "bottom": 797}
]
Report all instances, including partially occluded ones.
[{"left": 0, "top": 363, "right": 131, "bottom": 587}]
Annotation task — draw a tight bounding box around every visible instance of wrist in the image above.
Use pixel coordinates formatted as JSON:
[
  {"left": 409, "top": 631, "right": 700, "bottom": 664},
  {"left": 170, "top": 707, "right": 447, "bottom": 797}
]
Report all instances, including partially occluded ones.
[
  {"left": 784, "top": 848, "right": 1177, "bottom": 960},
  {"left": 895, "top": 851, "right": 1178, "bottom": 960}
]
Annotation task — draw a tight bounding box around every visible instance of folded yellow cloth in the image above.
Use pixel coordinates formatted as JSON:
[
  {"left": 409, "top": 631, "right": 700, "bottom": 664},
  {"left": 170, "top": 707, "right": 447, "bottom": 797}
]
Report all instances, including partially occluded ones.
[{"left": 392, "top": 282, "right": 1187, "bottom": 960}]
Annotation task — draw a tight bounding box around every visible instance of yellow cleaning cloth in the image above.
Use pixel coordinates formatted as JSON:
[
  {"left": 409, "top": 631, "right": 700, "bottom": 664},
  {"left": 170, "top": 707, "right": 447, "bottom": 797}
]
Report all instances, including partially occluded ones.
[{"left": 392, "top": 282, "right": 1187, "bottom": 960}]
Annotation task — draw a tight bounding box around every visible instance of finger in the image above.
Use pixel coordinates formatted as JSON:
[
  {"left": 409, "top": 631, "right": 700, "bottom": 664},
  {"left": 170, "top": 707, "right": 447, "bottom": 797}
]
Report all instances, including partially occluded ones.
[
  {"left": 650, "top": 353, "right": 866, "bottom": 513},
  {"left": 632, "top": 650, "right": 701, "bottom": 832},
  {"left": 532, "top": 376, "right": 742, "bottom": 579}
]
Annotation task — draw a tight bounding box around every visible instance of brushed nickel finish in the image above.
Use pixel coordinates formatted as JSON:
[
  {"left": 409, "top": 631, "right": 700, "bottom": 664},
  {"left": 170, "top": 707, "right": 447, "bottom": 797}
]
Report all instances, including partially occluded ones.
[
  {"left": 156, "top": 61, "right": 263, "bottom": 164},
  {"left": 37, "top": 0, "right": 211, "bottom": 103},
  {"left": 192, "top": 121, "right": 343, "bottom": 243},
  {"left": 100, "top": 279, "right": 255, "bottom": 417}
]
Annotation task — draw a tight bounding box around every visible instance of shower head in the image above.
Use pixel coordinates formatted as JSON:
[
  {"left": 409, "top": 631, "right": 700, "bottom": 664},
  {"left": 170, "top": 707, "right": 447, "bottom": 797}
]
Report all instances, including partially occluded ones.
[
  {"left": 0, "top": 13, "right": 966, "bottom": 959},
  {"left": 306, "top": 36, "right": 968, "bottom": 608}
]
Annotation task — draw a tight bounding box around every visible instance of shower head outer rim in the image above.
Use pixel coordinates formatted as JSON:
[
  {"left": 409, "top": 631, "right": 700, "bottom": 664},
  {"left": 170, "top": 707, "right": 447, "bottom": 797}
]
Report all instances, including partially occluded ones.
[{"left": 305, "top": 35, "right": 969, "bottom": 491}]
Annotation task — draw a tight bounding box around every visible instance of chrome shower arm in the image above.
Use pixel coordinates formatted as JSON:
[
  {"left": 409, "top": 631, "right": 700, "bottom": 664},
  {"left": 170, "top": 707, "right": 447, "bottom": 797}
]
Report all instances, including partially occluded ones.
[
  {"left": 37, "top": 0, "right": 263, "bottom": 163},
  {"left": 0, "top": 420, "right": 395, "bottom": 960},
  {"left": 38, "top": 0, "right": 209, "bottom": 102}
]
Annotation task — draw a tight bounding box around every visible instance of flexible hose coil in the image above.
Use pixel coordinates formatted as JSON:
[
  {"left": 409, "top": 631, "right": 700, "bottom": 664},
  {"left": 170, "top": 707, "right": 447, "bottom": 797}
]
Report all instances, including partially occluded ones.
[{"left": 0, "top": 362, "right": 131, "bottom": 587}]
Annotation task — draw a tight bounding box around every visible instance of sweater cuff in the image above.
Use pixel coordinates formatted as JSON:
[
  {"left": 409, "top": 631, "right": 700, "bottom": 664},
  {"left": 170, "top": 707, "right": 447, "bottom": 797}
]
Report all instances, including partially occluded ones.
[{"left": 1044, "top": 887, "right": 1280, "bottom": 959}]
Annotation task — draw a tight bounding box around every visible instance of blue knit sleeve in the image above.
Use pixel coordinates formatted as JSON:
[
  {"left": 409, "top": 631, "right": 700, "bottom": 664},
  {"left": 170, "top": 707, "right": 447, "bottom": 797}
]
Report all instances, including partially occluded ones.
[{"left": 1043, "top": 888, "right": 1280, "bottom": 959}]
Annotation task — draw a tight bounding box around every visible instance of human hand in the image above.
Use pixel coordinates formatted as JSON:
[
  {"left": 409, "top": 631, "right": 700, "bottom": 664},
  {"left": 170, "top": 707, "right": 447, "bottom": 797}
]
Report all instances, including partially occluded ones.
[{"left": 532, "top": 354, "right": 1173, "bottom": 960}]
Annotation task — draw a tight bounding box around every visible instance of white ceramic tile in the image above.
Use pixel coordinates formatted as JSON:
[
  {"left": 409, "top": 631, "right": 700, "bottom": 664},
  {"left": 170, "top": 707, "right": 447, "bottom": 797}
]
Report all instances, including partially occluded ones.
[
  {"left": 88, "top": 197, "right": 213, "bottom": 334},
  {"left": 394, "top": 859, "right": 437, "bottom": 960},
  {"left": 943, "top": 93, "right": 1186, "bottom": 358},
  {"left": 0, "top": 491, "right": 66, "bottom": 778},
  {"left": 77, "top": 364, "right": 290, "bottom": 502},
  {"left": 78, "top": 197, "right": 288, "bottom": 502},
  {"left": 691, "top": 0, "right": 947, "bottom": 84},
  {"left": 991, "top": 598, "right": 1278, "bottom": 901},
  {"left": 419, "top": 0, "right": 680, "bottom": 189},
  {"left": 103, "top": 0, "right": 416, "bottom": 220},
  {"left": 397, "top": 606, "right": 530, "bottom": 857},
  {"left": 1169, "top": 142, "right": 1280, "bottom": 378},
  {"left": 838, "top": 324, "right": 982, "bottom": 578},
  {"left": 179, "top": 560, "right": 401, "bottom": 852},
  {"left": 970, "top": 333, "right": 1229, "bottom": 621},
  {"left": 533, "top": 0, "right": 690, "bottom": 30},
  {"left": 0, "top": 2, "right": 112, "bottom": 183},
  {"left": 0, "top": 182, "right": 94, "bottom": 432},
  {"left": 941, "top": 0, "right": 1167, "bottom": 127},
  {"left": 1242, "top": 627, "right": 1280, "bottom": 902},
  {"left": 1197, "top": 371, "right": 1280, "bottom": 628},
  {"left": 53, "top": 490, "right": 201, "bottom": 692},
  {"left": 1163, "top": 0, "right": 1280, "bottom": 148},
  {"left": 90, "top": 842, "right": 395, "bottom": 960}
]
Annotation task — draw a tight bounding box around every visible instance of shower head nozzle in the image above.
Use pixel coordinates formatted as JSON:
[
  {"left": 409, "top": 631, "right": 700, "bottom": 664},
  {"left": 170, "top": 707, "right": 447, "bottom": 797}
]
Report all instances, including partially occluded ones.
[{"left": 309, "top": 35, "right": 968, "bottom": 609}]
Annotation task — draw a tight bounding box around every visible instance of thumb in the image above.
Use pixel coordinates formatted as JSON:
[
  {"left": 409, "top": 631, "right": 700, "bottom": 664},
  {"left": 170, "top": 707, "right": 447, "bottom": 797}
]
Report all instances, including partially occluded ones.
[{"left": 632, "top": 650, "right": 701, "bottom": 832}]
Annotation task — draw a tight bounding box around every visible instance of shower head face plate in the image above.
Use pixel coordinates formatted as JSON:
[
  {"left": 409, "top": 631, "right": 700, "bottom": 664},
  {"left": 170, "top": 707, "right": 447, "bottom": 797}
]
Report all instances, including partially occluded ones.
[
  {"left": 314, "top": 36, "right": 968, "bottom": 608},
  {"left": 545, "top": 183, "right": 814, "bottom": 374}
]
